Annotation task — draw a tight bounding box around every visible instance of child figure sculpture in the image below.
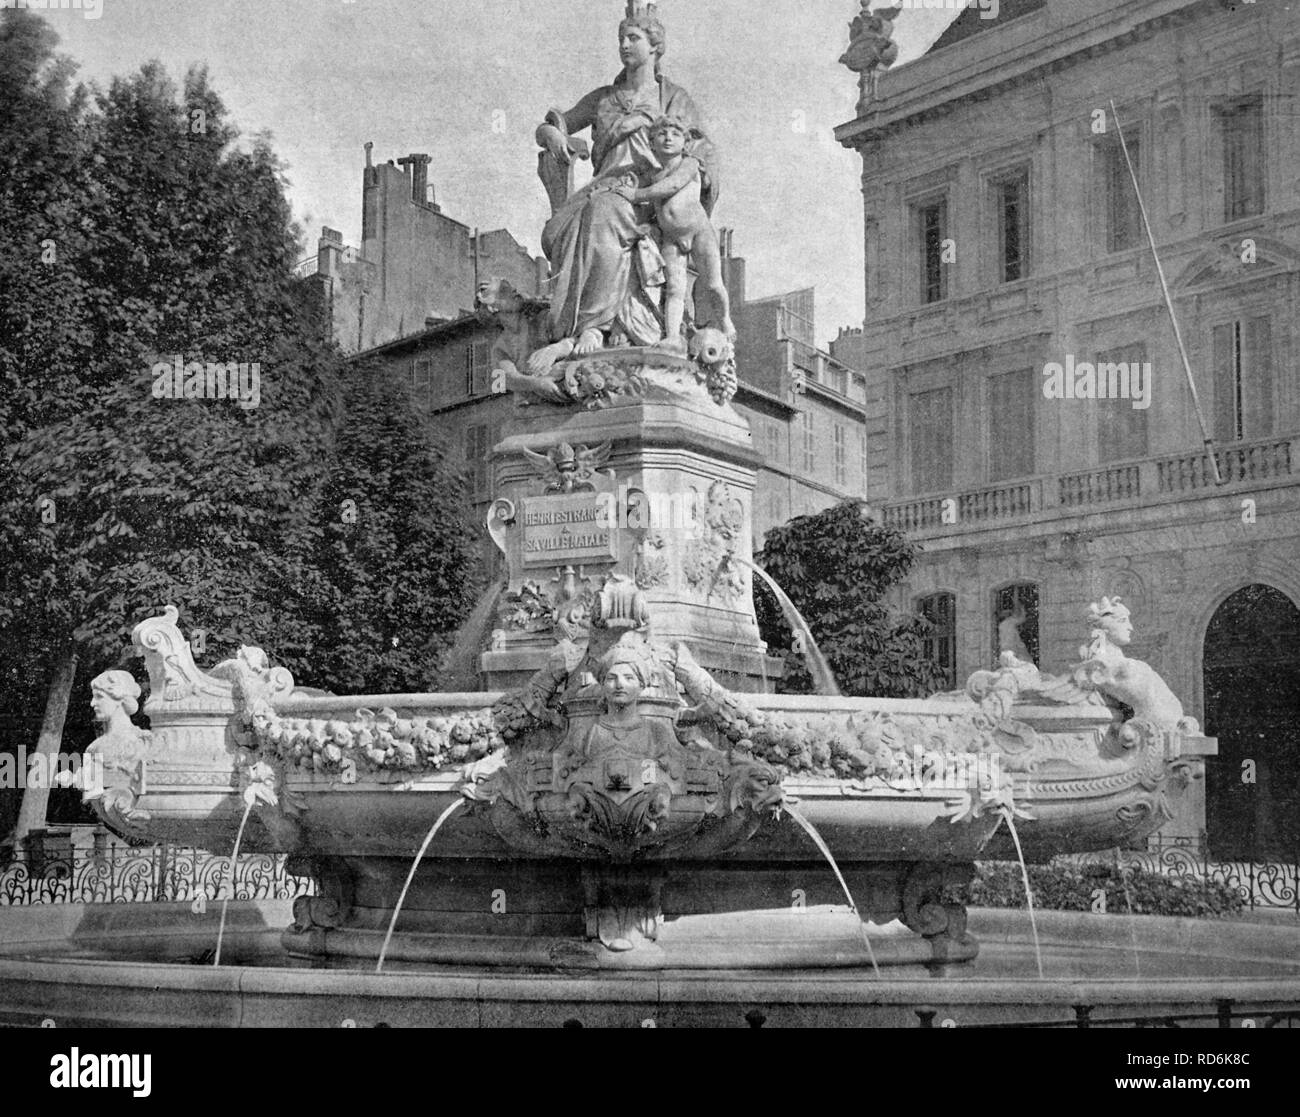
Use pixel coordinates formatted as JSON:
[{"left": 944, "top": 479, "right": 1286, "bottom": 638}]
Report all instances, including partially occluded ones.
[{"left": 619, "top": 116, "right": 735, "bottom": 351}]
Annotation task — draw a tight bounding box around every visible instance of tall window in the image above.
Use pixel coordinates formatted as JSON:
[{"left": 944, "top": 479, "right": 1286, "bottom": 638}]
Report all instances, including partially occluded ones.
[
  {"left": 995, "top": 169, "right": 1030, "bottom": 283},
  {"left": 909, "top": 388, "right": 953, "bottom": 495},
  {"left": 833, "top": 424, "right": 847, "bottom": 487},
  {"left": 766, "top": 488, "right": 784, "bottom": 529},
  {"left": 987, "top": 369, "right": 1035, "bottom": 482},
  {"left": 1096, "top": 343, "right": 1149, "bottom": 462},
  {"left": 918, "top": 199, "right": 949, "bottom": 305},
  {"left": 764, "top": 420, "right": 783, "bottom": 466},
  {"left": 466, "top": 339, "right": 491, "bottom": 397},
  {"left": 993, "top": 583, "right": 1039, "bottom": 667},
  {"left": 1216, "top": 97, "right": 1265, "bottom": 222},
  {"left": 801, "top": 411, "right": 816, "bottom": 473},
  {"left": 917, "top": 593, "right": 957, "bottom": 691},
  {"left": 860, "top": 428, "right": 869, "bottom": 493},
  {"left": 1213, "top": 317, "right": 1274, "bottom": 443},
  {"left": 1099, "top": 133, "right": 1142, "bottom": 252}
]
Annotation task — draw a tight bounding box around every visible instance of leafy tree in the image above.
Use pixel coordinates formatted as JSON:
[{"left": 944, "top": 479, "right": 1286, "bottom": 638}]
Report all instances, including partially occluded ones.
[
  {"left": 0, "top": 16, "right": 482, "bottom": 841},
  {"left": 271, "top": 362, "right": 485, "bottom": 695},
  {"left": 755, "top": 500, "right": 947, "bottom": 699}
]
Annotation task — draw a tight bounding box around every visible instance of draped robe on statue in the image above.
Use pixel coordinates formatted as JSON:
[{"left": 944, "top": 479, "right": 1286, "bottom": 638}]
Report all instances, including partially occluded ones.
[{"left": 541, "top": 72, "right": 717, "bottom": 348}]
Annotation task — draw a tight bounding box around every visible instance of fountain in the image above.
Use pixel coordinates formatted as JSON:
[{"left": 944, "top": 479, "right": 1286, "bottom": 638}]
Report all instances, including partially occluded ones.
[{"left": 3, "top": 1, "right": 1299, "bottom": 1028}]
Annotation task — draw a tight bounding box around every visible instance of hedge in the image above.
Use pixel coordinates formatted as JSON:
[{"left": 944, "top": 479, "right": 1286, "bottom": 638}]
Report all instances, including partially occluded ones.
[{"left": 960, "top": 860, "right": 1245, "bottom": 918}]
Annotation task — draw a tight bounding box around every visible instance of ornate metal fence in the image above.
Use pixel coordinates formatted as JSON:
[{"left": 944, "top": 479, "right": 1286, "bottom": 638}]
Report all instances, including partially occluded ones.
[
  {"left": 0, "top": 844, "right": 313, "bottom": 906},
  {"left": 1057, "top": 837, "right": 1300, "bottom": 913}
]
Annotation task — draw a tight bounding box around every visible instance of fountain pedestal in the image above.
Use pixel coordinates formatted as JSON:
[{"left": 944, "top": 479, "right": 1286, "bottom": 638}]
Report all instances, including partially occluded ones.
[{"left": 480, "top": 349, "right": 780, "bottom": 694}]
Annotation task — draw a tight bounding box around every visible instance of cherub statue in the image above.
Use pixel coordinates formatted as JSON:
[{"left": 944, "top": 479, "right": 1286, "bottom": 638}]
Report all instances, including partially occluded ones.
[
  {"left": 839, "top": 3, "right": 902, "bottom": 103},
  {"left": 615, "top": 116, "right": 735, "bottom": 350},
  {"left": 1075, "top": 597, "right": 1191, "bottom": 728}
]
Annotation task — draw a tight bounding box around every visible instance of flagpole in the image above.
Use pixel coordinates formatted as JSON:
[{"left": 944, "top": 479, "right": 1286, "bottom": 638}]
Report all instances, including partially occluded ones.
[{"left": 1109, "top": 99, "right": 1224, "bottom": 486}]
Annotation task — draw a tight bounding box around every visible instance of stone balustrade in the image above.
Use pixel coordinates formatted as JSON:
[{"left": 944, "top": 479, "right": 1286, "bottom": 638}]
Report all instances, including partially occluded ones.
[
  {"left": 882, "top": 479, "right": 1039, "bottom": 533},
  {"left": 1157, "top": 437, "right": 1294, "bottom": 494},
  {"left": 883, "top": 434, "right": 1299, "bottom": 537}
]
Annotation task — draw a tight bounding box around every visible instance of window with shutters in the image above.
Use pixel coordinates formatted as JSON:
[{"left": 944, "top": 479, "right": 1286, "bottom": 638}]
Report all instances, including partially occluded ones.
[
  {"left": 764, "top": 420, "right": 783, "bottom": 467},
  {"left": 767, "top": 487, "right": 784, "bottom": 529},
  {"left": 993, "top": 583, "right": 1039, "bottom": 667},
  {"left": 1097, "top": 132, "right": 1142, "bottom": 253},
  {"left": 466, "top": 339, "right": 491, "bottom": 397},
  {"left": 833, "top": 424, "right": 847, "bottom": 487},
  {"left": 801, "top": 411, "right": 816, "bottom": 474},
  {"left": 987, "top": 370, "right": 1035, "bottom": 482},
  {"left": 1213, "top": 317, "right": 1274, "bottom": 443},
  {"left": 909, "top": 388, "right": 953, "bottom": 495},
  {"left": 916, "top": 199, "right": 949, "bottom": 305},
  {"left": 993, "top": 168, "right": 1031, "bottom": 283},
  {"left": 1215, "top": 97, "right": 1265, "bottom": 223},
  {"left": 1096, "top": 343, "right": 1149, "bottom": 462},
  {"left": 917, "top": 592, "right": 957, "bottom": 691}
]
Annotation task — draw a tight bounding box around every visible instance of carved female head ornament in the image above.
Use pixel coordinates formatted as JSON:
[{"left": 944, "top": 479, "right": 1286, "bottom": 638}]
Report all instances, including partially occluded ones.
[
  {"left": 1086, "top": 596, "right": 1134, "bottom": 650},
  {"left": 90, "top": 671, "right": 142, "bottom": 717},
  {"left": 1087, "top": 596, "right": 1130, "bottom": 625},
  {"left": 595, "top": 637, "right": 657, "bottom": 688}
]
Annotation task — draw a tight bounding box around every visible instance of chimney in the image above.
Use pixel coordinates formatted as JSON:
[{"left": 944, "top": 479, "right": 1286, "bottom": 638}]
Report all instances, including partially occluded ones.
[
  {"left": 397, "top": 153, "right": 432, "bottom": 206},
  {"left": 719, "top": 229, "right": 746, "bottom": 309},
  {"left": 318, "top": 227, "right": 344, "bottom": 277}
]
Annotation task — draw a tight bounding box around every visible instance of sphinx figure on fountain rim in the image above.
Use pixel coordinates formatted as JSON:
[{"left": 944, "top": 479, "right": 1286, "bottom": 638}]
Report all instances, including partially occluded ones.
[
  {"left": 476, "top": 1, "right": 740, "bottom": 410},
  {"left": 60, "top": 670, "right": 152, "bottom": 834},
  {"left": 968, "top": 595, "right": 1203, "bottom": 755}
]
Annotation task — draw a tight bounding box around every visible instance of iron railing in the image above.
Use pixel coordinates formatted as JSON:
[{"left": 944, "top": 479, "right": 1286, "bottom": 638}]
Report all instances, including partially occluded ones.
[
  {"left": 0, "top": 845, "right": 312, "bottom": 907},
  {"left": 1054, "top": 837, "right": 1300, "bottom": 913}
]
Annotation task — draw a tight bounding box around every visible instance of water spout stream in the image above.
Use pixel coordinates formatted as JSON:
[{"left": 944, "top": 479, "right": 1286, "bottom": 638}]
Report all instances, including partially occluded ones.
[
  {"left": 1001, "top": 813, "right": 1044, "bottom": 979},
  {"left": 213, "top": 798, "right": 254, "bottom": 967},
  {"left": 1114, "top": 846, "right": 1142, "bottom": 978},
  {"left": 724, "top": 556, "right": 841, "bottom": 697},
  {"left": 376, "top": 798, "right": 467, "bottom": 974},
  {"left": 787, "top": 805, "right": 880, "bottom": 978}
]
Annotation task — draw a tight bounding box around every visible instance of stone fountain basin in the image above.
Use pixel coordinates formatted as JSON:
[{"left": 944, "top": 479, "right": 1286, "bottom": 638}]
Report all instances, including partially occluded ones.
[
  {"left": 137, "top": 692, "right": 1133, "bottom": 862},
  {"left": 2, "top": 902, "right": 1298, "bottom": 1028}
]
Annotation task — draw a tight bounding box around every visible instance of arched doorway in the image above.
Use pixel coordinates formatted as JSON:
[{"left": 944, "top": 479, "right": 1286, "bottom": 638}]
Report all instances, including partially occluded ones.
[{"left": 1203, "top": 585, "right": 1300, "bottom": 860}]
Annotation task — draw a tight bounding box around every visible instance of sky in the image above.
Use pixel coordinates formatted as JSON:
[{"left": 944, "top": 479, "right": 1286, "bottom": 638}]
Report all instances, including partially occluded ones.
[{"left": 44, "top": 1, "right": 962, "bottom": 347}]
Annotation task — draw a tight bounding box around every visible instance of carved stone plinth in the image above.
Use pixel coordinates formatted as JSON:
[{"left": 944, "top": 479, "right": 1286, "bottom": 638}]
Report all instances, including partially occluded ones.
[{"left": 482, "top": 350, "right": 780, "bottom": 694}]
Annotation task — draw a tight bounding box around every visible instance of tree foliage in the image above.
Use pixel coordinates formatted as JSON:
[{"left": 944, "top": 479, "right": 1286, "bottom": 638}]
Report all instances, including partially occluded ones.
[
  {"left": 756, "top": 500, "right": 947, "bottom": 699},
  {"left": 273, "top": 364, "right": 485, "bottom": 695},
  {"left": 0, "top": 12, "right": 482, "bottom": 835}
]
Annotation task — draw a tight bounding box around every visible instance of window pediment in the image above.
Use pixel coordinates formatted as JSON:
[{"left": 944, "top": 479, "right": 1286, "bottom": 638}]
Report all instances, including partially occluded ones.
[{"left": 1174, "top": 237, "right": 1299, "bottom": 293}]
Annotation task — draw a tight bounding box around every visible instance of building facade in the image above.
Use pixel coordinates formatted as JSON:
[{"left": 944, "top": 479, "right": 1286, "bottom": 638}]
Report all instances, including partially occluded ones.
[
  {"left": 357, "top": 233, "right": 874, "bottom": 551},
  {"left": 836, "top": 0, "right": 1300, "bottom": 856},
  {"left": 299, "top": 147, "right": 547, "bottom": 354}
]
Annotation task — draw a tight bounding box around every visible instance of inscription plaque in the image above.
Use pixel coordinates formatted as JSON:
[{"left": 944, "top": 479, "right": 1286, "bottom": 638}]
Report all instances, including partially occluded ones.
[{"left": 521, "top": 494, "right": 618, "bottom": 567}]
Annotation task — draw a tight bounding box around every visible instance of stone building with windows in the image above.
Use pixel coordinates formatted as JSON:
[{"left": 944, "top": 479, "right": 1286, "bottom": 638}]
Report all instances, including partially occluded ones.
[
  {"left": 835, "top": 0, "right": 1300, "bottom": 856},
  {"left": 357, "top": 233, "right": 873, "bottom": 551},
  {"left": 298, "top": 148, "right": 547, "bottom": 354},
  {"left": 300, "top": 152, "right": 874, "bottom": 548}
]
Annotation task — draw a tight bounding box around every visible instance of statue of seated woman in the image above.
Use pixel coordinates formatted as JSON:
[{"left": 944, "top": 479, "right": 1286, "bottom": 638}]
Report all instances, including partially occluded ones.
[{"left": 527, "top": 3, "right": 720, "bottom": 376}]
